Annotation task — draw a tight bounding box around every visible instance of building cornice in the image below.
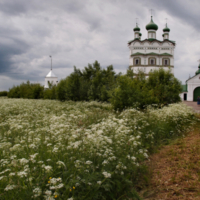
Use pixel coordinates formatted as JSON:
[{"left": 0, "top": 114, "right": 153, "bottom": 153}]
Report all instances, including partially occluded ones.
[
  {"left": 130, "top": 52, "right": 173, "bottom": 57},
  {"left": 129, "top": 65, "right": 174, "bottom": 68},
  {"left": 128, "top": 38, "right": 176, "bottom": 46}
]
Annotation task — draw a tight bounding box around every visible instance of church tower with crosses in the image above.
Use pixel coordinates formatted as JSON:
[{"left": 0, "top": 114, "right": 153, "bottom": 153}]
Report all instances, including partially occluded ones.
[{"left": 128, "top": 15, "right": 176, "bottom": 76}]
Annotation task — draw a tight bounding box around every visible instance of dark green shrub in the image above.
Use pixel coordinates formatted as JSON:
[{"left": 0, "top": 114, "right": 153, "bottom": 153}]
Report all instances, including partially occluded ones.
[
  {"left": 147, "top": 68, "right": 182, "bottom": 104},
  {"left": 110, "top": 68, "right": 181, "bottom": 111},
  {"left": 0, "top": 91, "right": 8, "bottom": 96},
  {"left": 8, "top": 81, "right": 44, "bottom": 99},
  {"left": 56, "top": 61, "right": 118, "bottom": 102}
]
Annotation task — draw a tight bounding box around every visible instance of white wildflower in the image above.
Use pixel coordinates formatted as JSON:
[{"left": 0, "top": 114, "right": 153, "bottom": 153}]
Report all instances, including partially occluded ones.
[
  {"left": 4, "top": 184, "right": 17, "bottom": 191},
  {"left": 44, "top": 165, "right": 52, "bottom": 173},
  {"left": 17, "top": 171, "right": 27, "bottom": 177},
  {"left": 0, "top": 176, "right": 6, "bottom": 180},
  {"left": 19, "top": 158, "right": 29, "bottom": 165},
  {"left": 32, "top": 187, "right": 42, "bottom": 197},
  {"left": 56, "top": 161, "right": 66, "bottom": 168},
  {"left": 102, "top": 171, "right": 111, "bottom": 178},
  {"left": 85, "top": 160, "right": 93, "bottom": 165},
  {"left": 44, "top": 190, "right": 52, "bottom": 196},
  {"left": 97, "top": 181, "right": 102, "bottom": 185},
  {"left": 56, "top": 183, "right": 64, "bottom": 189}
]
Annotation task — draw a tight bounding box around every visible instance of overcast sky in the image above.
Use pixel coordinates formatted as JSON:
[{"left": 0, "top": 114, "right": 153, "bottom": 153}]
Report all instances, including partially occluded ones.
[{"left": 0, "top": 0, "right": 200, "bottom": 91}]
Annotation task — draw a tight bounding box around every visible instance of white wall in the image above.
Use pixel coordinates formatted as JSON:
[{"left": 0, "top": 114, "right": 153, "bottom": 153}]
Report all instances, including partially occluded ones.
[{"left": 44, "top": 77, "right": 58, "bottom": 88}]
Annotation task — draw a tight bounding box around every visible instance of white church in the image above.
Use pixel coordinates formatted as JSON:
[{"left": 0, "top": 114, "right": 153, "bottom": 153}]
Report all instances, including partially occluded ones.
[
  {"left": 128, "top": 16, "right": 200, "bottom": 101},
  {"left": 128, "top": 16, "right": 175, "bottom": 75},
  {"left": 180, "top": 64, "right": 200, "bottom": 101}
]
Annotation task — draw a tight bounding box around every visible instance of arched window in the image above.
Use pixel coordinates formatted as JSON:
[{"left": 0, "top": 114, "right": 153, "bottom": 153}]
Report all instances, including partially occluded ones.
[
  {"left": 162, "top": 58, "right": 170, "bottom": 66},
  {"left": 133, "top": 57, "right": 141, "bottom": 66},
  {"left": 149, "top": 57, "right": 156, "bottom": 65}
]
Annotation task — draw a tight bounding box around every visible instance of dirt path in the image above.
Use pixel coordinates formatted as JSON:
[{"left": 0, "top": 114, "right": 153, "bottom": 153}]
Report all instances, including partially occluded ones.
[
  {"left": 183, "top": 101, "right": 200, "bottom": 113},
  {"left": 139, "top": 116, "right": 200, "bottom": 200}
]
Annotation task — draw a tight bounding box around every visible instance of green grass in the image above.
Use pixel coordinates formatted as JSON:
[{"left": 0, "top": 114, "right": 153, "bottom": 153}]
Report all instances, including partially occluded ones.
[{"left": 0, "top": 98, "right": 196, "bottom": 200}]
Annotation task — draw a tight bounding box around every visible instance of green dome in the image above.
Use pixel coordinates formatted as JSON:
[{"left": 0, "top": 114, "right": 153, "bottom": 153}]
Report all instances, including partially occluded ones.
[
  {"left": 133, "top": 23, "right": 140, "bottom": 32},
  {"left": 146, "top": 16, "right": 158, "bottom": 31},
  {"left": 195, "top": 64, "right": 200, "bottom": 75},
  {"left": 139, "top": 33, "right": 142, "bottom": 36},
  {"left": 163, "top": 23, "right": 170, "bottom": 32}
]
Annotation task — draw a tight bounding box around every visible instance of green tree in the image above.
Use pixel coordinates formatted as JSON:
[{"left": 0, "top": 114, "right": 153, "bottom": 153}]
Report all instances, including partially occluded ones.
[
  {"left": 147, "top": 68, "right": 182, "bottom": 105},
  {"left": 110, "top": 68, "right": 181, "bottom": 111},
  {"left": 56, "top": 61, "right": 118, "bottom": 102}
]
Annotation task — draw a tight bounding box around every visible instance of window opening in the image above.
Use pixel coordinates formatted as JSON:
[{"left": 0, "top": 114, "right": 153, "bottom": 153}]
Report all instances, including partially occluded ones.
[{"left": 150, "top": 59, "right": 154, "bottom": 65}]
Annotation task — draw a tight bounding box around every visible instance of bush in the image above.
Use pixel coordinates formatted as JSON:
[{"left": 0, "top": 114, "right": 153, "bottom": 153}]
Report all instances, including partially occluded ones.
[
  {"left": 147, "top": 68, "right": 182, "bottom": 104},
  {"left": 110, "top": 71, "right": 157, "bottom": 111},
  {"left": 56, "top": 61, "right": 118, "bottom": 102},
  {"left": 0, "top": 91, "right": 8, "bottom": 96},
  {"left": 110, "top": 68, "right": 182, "bottom": 111},
  {"left": 8, "top": 81, "right": 44, "bottom": 99}
]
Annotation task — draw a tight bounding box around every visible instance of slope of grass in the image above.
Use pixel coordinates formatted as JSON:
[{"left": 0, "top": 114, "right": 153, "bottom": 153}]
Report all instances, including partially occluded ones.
[{"left": 0, "top": 98, "right": 196, "bottom": 200}]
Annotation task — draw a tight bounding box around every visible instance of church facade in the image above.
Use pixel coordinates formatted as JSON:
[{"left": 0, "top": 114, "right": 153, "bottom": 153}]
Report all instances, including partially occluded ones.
[
  {"left": 128, "top": 16, "right": 176, "bottom": 76},
  {"left": 180, "top": 64, "right": 200, "bottom": 101}
]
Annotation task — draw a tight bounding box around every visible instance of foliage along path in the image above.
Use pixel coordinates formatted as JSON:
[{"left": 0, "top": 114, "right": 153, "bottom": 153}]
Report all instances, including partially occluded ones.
[{"left": 140, "top": 115, "right": 200, "bottom": 200}]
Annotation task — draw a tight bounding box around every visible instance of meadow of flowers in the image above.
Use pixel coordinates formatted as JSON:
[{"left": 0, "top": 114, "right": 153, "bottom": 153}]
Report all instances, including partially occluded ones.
[{"left": 0, "top": 98, "right": 196, "bottom": 200}]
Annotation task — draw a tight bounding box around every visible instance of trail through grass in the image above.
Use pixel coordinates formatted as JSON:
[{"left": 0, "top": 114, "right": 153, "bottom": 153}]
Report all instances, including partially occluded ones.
[{"left": 140, "top": 115, "right": 200, "bottom": 200}]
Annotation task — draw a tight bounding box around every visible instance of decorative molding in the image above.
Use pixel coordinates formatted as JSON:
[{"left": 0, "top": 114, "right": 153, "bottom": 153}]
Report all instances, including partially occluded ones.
[{"left": 129, "top": 65, "right": 174, "bottom": 68}]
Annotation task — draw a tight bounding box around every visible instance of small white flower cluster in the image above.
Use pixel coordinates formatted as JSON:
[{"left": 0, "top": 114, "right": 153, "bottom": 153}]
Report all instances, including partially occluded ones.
[
  {"left": 42, "top": 165, "right": 52, "bottom": 173},
  {"left": 47, "top": 177, "right": 64, "bottom": 190},
  {"left": 32, "top": 187, "right": 42, "bottom": 198},
  {"left": 102, "top": 171, "right": 111, "bottom": 178},
  {"left": 4, "top": 184, "right": 17, "bottom": 191}
]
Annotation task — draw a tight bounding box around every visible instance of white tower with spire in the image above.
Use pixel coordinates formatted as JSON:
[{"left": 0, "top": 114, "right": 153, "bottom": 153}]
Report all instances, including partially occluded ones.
[{"left": 44, "top": 55, "right": 58, "bottom": 88}]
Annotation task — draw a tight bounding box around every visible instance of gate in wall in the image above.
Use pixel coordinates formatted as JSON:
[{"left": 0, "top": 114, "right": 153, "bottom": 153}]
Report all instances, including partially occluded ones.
[{"left": 193, "top": 87, "right": 200, "bottom": 101}]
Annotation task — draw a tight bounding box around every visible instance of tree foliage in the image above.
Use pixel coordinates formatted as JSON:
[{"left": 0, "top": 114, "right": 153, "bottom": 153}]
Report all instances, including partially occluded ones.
[
  {"left": 8, "top": 81, "right": 44, "bottom": 99},
  {"left": 56, "top": 61, "right": 118, "bottom": 101},
  {"left": 110, "top": 68, "right": 182, "bottom": 111},
  {"left": 0, "top": 91, "right": 8, "bottom": 96},
  {"left": 7, "top": 64, "right": 182, "bottom": 112}
]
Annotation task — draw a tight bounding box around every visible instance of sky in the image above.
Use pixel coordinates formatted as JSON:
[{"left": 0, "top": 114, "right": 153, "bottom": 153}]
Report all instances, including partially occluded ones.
[{"left": 1, "top": 0, "right": 200, "bottom": 91}]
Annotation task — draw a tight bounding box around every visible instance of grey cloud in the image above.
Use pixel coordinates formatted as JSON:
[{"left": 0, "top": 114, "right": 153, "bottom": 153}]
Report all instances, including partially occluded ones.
[
  {"left": 0, "top": 0, "right": 199, "bottom": 90},
  {"left": 0, "top": 38, "right": 30, "bottom": 73},
  {"left": 143, "top": 0, "right": 200, "bottom": 31}
]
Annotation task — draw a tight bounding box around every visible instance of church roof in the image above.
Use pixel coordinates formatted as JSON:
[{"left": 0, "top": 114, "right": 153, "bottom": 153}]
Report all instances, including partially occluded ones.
[
  {"left": 195, "top": 64, "right": 200, "bottom": 75},
  {"left": 163, "top": 23, "right": 170, "bottom": 32},
  {"left": 133, "top": 23, "right": 140, "bottom": 32},
  {"left": 182, "top": 85, "right": 188, "bottom": 92},
  {"left": 186, "top": 64, "right": 200, "bottom": 82},
  {"left": 46, "top": 70, "right": 57, "bottom": 78},
  {"left": 146, "top": 16, "right": 158, "bottom": 31}
]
